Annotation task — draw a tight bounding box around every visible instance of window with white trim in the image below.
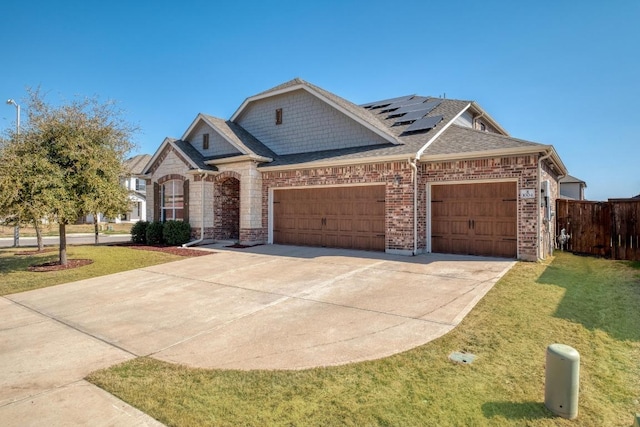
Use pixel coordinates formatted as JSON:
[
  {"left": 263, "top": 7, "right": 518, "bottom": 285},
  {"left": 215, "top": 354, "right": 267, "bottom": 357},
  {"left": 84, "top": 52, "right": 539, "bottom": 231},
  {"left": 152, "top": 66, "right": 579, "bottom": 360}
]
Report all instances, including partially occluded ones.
[{"left": 161, "top": 180, "right": 184, "bottom": 221}]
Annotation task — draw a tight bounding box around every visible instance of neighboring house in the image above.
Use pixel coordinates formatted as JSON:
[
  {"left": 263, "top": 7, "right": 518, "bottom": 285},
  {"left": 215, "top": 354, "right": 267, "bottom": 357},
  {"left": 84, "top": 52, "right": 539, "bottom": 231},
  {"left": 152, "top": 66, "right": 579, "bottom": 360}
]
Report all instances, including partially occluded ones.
[
  {"left": 142, "top": 78, "right": 568, "bottom": 261},
  {"left": 120, "top": 154, "right": 151, "bottom": 223},
  {"left": 81, "top": 154, "right": 151, "bottom": 224},
  {"left": 559, "top": 175, "right": 587, "bottom": 200}
]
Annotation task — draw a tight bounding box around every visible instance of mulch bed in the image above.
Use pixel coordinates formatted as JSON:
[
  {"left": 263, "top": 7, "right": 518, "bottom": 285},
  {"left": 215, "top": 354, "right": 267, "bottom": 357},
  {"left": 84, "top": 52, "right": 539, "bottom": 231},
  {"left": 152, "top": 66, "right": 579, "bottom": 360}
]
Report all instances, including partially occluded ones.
[{"left": 28, "top": 259, "right": 94, "bottom": 272}]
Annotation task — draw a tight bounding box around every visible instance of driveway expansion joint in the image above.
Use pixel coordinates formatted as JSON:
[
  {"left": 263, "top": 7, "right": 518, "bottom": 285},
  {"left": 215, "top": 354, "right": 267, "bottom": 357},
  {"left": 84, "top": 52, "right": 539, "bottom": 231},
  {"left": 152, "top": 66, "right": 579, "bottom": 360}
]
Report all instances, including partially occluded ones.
[{"left": 5, "top": 297, "right": 139, "bottom": 358}]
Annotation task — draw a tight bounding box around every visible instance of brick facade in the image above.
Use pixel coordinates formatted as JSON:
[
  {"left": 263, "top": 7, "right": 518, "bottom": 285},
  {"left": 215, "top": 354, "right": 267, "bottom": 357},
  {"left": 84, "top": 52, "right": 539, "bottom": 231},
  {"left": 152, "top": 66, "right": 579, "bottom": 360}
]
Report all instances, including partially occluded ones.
[
  {"left": 143, "top": 81, "right": 564, "bottom": 260},
  {"left": 214, "top": 173, "right": 240, "bottom": 240},
  {"left": 261, "top": 161, "right": 415, "bottom": 253},
  {"left": 421, "top": 155, "right": 545, "bottom": 261}
]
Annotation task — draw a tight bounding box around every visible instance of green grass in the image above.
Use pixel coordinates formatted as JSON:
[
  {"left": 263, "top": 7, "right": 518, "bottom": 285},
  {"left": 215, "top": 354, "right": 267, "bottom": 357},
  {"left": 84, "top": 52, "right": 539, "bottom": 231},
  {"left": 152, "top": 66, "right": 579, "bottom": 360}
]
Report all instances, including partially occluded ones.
[
  {"left": 0, "top": 245, "right": 185, "bottom": 295},
  {"left": 87, "top": 252, "right": 640, "bottom": 426}
]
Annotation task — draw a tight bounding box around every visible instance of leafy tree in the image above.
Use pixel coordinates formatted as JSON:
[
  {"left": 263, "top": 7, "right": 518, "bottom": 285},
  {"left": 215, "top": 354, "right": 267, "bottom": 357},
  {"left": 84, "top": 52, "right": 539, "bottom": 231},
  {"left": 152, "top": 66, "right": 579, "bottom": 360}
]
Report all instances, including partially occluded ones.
[
  {"left": 17, "top": 89, "right": 136, "bottom": 264},
  {"left": 0, "top": 130, "right": 65, "bottom": 250}
]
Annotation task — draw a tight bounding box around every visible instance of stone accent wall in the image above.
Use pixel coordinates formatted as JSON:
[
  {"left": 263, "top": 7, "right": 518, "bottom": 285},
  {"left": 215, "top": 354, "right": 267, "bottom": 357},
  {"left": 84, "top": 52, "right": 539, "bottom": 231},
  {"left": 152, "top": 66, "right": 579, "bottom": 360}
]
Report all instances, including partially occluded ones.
[
  {"left": 145, "top": 146, "right": 194, "bottom": 222},
  {"left": 261, "top": 161, "right": 415, "bottom": 252},
  {"left": 189, "top": 174, "right": 215, "bottom": 232},
  {"left": 421, "top": 155, "right": 540, "bottom": 260},
  {"left": 236, "top": 89, "right": 390, "bottom": 155},
  {"left": 216, "top": 162, "right": 264, "bottom": 244}
]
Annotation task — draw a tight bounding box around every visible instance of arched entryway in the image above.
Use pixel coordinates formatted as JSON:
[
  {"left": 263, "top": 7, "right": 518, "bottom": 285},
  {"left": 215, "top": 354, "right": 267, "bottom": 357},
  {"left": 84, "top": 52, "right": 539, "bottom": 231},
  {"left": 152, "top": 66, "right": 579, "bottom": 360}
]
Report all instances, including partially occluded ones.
[{"left": 214, "top": 174, "right": 240, "bottom": 240}]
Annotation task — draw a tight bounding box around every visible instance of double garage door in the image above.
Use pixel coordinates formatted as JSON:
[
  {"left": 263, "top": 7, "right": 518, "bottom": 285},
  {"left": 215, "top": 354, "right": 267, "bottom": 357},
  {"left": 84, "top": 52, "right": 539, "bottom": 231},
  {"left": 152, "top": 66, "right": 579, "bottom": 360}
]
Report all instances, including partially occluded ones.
[
  {"left": 273, "top": 185, "right": 385, "bottom": 251},
  {"left": 431, "top": 182, "right": 517, "bottom": 258},
  {"left": 272, "top": 181, "right": 517, "bottom": 258}
]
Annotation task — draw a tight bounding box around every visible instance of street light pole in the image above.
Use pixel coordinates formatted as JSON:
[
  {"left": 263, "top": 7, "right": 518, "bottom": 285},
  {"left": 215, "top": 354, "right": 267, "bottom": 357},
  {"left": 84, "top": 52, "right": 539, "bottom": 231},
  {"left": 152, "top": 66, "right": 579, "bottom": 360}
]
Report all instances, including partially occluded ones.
[{"left": 6, "top": 99, "right": 20, "bottom": 248}]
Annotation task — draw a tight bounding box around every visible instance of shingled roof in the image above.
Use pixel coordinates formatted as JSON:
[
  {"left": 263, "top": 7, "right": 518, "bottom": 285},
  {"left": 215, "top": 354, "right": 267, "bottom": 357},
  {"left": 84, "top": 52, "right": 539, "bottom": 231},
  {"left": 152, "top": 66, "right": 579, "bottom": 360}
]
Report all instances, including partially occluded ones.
[
  {"left": 200, "top": 114, "right": 276, "bottom": 160},
  {"left": 157, "top": 78, "right": 563, "bottom": 172},
  {"left": 424, "top": 125, "right": 540, "bottom": 156},
  {"left": 124, "top": 154, "right": 151, "bottom": 175}
]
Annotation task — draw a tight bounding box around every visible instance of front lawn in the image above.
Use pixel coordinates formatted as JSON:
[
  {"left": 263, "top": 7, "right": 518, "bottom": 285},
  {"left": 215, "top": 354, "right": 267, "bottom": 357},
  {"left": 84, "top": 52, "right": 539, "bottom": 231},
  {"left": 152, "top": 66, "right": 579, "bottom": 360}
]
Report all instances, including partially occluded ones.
[
  {"left": 87, "top": 253, "right": 640, "bottom": 426},
  {"left": 0, "top": 245, "right": 188, "bottom": 295}
]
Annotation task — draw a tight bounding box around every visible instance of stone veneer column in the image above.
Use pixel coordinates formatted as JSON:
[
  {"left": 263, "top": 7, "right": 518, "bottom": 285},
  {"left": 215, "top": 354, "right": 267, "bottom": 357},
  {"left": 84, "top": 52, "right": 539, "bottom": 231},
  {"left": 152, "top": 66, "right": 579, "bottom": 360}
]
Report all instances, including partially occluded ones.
[{"left": 239, "top": 163, "right": 265, "bottom": 244}]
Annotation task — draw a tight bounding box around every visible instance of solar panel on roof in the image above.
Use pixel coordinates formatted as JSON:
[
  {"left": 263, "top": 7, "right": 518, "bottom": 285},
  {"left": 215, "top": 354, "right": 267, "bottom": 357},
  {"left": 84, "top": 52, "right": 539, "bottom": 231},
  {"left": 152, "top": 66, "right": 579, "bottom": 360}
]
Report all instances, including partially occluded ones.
[
  {"left": 379, "top": 96, "right": 429, "bottom": 113},
  {"left": 404, "top": 115, "right": 444, "bottom": 133},
  {"left": 360, "top": 95, "right": 414, "bottom": 109},
  {"left": 393, "top": 109, "right": 430, "bottom": 124},
  {"left": 388, "top": 98, "right": 442, "bottom": 118}
]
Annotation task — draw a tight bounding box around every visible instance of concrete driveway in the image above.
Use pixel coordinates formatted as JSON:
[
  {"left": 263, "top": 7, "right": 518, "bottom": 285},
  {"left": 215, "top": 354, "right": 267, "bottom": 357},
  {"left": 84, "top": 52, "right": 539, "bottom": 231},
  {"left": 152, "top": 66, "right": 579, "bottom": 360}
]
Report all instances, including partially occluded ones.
[{"left": 0, "top": 244, "right": 514, "bottom": 425}]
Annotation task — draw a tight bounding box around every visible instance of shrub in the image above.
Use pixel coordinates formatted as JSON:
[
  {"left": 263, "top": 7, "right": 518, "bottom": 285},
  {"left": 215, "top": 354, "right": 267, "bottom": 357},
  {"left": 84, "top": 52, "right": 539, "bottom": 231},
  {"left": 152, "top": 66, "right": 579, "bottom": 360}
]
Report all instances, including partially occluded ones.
[
  {"left": 163, "top": 220, "right": 191, "bottom": 246},
  {"left": 130, "top": 221, "right": 149, "bottom": 244},
  {"left": 146, "top": 221, "right": 164, "bottom": 245}
]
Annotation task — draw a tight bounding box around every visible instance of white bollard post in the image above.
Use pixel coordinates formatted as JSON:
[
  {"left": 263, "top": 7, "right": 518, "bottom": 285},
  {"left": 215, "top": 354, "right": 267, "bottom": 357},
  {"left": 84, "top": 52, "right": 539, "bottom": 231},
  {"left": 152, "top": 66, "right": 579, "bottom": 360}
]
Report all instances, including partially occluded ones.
[{"left": 545, "top": 344, "right": 580, "bottom": 419}]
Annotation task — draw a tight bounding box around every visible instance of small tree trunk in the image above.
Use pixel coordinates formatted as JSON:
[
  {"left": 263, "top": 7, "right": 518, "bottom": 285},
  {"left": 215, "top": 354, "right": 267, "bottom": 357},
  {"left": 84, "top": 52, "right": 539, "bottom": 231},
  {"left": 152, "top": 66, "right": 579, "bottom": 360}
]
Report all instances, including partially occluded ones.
[
  {"left": 94, "top": 214, "right": 100, "bottom": 245},
  {"left": 59, "top": 222, "right": 68, "bottom": 266},
  {"left": 34, "top": 218, "right": 44, "bottom": 251}
]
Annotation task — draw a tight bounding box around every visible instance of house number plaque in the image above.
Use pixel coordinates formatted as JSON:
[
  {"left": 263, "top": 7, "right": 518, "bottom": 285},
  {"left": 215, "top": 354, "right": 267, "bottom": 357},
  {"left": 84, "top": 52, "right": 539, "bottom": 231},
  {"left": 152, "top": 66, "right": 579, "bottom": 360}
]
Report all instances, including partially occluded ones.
[{"left": 520, "top": 189, "right": 535, "bottom": 199}]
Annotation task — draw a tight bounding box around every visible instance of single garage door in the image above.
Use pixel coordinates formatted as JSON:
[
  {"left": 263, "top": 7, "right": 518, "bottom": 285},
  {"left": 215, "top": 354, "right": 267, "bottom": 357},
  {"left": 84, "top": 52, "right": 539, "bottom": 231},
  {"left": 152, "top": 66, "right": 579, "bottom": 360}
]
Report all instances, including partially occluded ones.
[
  {"left": 431, "top": 182, "right": 517, "bottom": 258},
  {"left": 273, "top": 185, "right": 385, "bottom": 251}
]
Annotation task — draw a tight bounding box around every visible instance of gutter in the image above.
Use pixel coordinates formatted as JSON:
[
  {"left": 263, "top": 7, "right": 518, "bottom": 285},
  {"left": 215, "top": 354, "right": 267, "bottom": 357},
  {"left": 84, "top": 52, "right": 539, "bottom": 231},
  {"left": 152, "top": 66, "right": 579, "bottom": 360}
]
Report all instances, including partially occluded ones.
[{"left": 182, "top": 169, "right": 212, "bottom": 248}]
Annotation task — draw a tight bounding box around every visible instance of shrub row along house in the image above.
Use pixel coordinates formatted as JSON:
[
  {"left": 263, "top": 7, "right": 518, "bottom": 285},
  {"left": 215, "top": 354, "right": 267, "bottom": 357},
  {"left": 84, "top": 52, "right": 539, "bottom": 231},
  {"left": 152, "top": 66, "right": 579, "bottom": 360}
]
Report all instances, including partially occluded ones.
[{"left": 141, "top": 78, "right": 567, "bottom": 261}]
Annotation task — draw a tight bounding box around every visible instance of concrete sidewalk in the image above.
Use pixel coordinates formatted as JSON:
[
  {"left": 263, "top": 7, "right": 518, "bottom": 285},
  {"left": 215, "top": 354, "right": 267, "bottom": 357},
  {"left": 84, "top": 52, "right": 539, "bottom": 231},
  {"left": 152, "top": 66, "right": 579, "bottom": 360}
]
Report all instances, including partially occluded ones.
[{"left": 0, "top": 244, "right": 514, "bottom": 425}]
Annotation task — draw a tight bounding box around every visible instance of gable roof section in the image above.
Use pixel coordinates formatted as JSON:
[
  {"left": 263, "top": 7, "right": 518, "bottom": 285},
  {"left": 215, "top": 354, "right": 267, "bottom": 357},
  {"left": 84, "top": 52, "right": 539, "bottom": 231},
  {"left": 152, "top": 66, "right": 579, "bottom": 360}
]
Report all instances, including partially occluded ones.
[
  {"left": 124, "top": 154, "right": 151, "bottom": 175},
  {"left": 230, "top": 78, "right": 400, "bottom": 146},
  {"left": 424, "top": 125, "right": 539, "bottom": 156},
  {"left": 143, "top": 137, "right": 217, "bottom": 175},
  {"left": 423, "top": 124, "right": 567, "bottom": 174},
  {"left": 181, "top": 113, "right": 275, "bottom": 162},
  {"left": 559, "top": 175, "right": 587, "bottom": 186}
]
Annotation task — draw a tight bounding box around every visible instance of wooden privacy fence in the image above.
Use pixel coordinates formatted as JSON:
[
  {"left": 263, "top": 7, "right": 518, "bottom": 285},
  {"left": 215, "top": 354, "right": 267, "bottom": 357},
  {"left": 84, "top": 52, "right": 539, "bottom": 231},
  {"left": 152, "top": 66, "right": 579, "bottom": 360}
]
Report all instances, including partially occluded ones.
[{"left": 556, "top": 199, "right": 640, "bottom": 261}]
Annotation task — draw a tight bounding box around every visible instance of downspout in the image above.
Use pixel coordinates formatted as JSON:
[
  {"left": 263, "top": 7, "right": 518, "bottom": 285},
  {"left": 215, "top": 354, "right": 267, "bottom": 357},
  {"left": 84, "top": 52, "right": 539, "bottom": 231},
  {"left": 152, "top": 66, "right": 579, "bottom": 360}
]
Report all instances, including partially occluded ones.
[
  {"left": 409, "top": 158, "right": 418, "bottom": 256},
  {"left": 182, "top": 169, "right": 209, "bottom": 248},
  {"left": 537, "top": 151, "right": 552, "bottom": 260}
]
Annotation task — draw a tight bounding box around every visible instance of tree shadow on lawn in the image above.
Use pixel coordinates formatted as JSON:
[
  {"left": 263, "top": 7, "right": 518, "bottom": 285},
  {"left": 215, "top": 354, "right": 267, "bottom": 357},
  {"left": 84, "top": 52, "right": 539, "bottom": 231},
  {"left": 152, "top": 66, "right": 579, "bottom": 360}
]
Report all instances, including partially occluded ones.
[
  {"left": 482, "top": 401, "right": 553, "bottom": 421},
  {"left": 0, "top": 249, "right": 59, "bottom": 274},
  {"left": 536, "top": 254, "right": 640, "bottom": 342}
]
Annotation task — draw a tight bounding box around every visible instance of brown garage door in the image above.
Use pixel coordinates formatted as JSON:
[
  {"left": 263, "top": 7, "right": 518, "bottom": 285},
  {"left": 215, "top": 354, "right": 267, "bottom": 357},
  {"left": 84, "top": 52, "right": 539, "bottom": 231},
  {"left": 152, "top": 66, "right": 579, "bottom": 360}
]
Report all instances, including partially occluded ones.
[
  {"left": 273, "top": 185, "right": 385, "bottom": 251},
  {"left": 431, "top": 182, "right": 517, "bottom": 258}
]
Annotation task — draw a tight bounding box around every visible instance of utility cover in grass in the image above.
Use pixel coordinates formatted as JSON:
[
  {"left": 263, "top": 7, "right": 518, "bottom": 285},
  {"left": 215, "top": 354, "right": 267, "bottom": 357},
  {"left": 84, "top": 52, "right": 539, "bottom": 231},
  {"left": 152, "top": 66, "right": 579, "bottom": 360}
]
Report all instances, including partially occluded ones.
[{"left": 449, "top": 351, "right": 476, "bottom": 365}]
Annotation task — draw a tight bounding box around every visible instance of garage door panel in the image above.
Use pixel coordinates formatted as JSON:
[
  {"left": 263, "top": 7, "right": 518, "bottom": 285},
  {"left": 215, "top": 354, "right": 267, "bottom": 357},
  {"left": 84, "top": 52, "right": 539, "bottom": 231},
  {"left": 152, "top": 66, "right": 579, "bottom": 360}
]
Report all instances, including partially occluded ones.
[
  {"left": 451, "top": 220, "right": 470, "bottom": 235},
  {"left": 431, "top": 182, "right": 517, "bottom": 258},
  {"left": 299, "top": 218, "right": 322, "bottom": 231},
  {"left": 450, "top": 238, "right": 470, "bottom": 255},
  {"left": 432, "top": 221, "right": 449, "bottom": 235},
  {"left": 450, "top": 201, "right": 469, "bottom": 217},
  {"left": 496, "top": 220, "right": 517, "bottom": 236},
  {"left": 475, "top": 202, "right": 495, "bottom": 217},
  {"left": 473, "top": 220, "right": 493, "bottom": 236},
  {"left": 495, "top": 240, "right": 517, "bottom": 258},
  {"left": 274, "top": 186, "right": 385, "bottom": 251}
]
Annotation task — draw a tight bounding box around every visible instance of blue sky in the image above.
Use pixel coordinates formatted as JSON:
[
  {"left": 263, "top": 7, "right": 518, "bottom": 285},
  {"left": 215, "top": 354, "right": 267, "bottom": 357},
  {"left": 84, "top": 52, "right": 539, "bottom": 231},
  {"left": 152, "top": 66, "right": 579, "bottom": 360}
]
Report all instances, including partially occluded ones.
[{"left": 1, "top": 0, "right": 638, "bottom": 200}]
